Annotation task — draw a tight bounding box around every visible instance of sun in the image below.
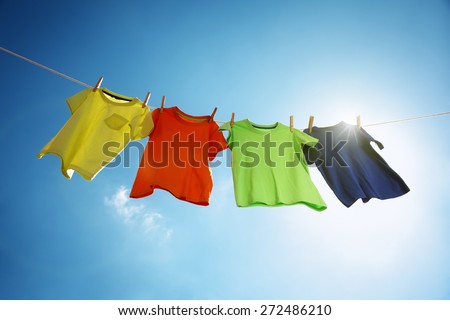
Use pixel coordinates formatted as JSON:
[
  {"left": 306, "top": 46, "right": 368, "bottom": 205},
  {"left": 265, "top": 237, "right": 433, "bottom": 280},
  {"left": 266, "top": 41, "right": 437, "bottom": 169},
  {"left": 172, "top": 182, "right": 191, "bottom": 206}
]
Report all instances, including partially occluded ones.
[{"left": 339, "top": 112, "right": 361, "bottom": 126}]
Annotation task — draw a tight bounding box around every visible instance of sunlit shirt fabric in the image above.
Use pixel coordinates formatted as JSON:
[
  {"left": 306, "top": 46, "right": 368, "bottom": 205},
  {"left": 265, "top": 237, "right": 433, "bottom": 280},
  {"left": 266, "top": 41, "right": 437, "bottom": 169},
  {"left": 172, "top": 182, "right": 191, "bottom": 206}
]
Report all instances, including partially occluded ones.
[
  {"left": 304, "top": 122, "right": 410, "bottom": 207},
  {"left": 220, "top": 119, "right": 326, "bottom": 210},
  {"left": 38, "top": 88, "right": 153, "bottom": 180},
  {"left": 130, "top": 107, "right": 228, "bottom": 206}
]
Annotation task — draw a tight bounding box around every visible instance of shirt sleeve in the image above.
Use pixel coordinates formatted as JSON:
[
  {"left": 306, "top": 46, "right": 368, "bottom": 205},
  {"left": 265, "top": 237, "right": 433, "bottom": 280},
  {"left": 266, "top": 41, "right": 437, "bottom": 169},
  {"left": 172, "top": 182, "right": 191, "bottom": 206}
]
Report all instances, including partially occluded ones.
[
  {"left": 219, "top": 121, "right": 233, "bottom": 143},
  {"left": 219, "top": 121, "right": 231, "bottom": 132},
  {"left": 151, "top": 108, "right": 161, "bottom": 126},
  {"left": 294, "top": 129, "right": 319, "bottom": 147},
  {"left": 66, "top": 88, "right": 91, "bottom": 114},
  {"left": 209, "top": 122, "right": 228, "bottom": 161},
  {"left": 360, "top": 127, "right": 384, "bottom": 150},
  {"left": 129, "top": 108, "right": 154, "bottom": 140}
]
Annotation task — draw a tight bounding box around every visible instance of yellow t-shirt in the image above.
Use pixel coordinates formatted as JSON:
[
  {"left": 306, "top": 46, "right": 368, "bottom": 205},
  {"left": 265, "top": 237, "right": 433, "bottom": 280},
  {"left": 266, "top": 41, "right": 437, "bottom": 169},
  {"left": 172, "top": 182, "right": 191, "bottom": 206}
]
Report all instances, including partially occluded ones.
[{"left": 38, "top": 88, "right": 154, "bottom": 180}]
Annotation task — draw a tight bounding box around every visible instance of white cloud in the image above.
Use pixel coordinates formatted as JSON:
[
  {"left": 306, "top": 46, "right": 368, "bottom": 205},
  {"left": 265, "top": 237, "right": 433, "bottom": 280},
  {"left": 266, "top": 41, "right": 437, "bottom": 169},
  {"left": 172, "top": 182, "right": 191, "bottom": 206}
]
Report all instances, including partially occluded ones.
[{"left": 104, "top": 186, "right": 172, "bottom": 240}]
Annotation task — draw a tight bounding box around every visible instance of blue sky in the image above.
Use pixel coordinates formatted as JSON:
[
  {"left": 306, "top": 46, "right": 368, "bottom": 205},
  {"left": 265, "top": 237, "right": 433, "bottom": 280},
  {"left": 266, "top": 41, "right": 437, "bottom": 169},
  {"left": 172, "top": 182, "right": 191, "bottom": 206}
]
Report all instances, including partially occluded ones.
[{"left": 1, "top": 0, "right": 450, "bottom": 299}]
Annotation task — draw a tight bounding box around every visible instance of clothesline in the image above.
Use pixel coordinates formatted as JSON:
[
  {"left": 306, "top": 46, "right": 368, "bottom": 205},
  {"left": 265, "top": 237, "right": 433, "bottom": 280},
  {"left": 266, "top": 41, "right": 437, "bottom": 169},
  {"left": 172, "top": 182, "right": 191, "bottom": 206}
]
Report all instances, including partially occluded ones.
[
  {"left": 2, "top": 46, "right": 449, "bottom": 128},
  {"left": 1, "top": 47, "right": 92, "bottom": 88},
  {"left": 363, "top": 112, "right": 450, "bottom": 127}
]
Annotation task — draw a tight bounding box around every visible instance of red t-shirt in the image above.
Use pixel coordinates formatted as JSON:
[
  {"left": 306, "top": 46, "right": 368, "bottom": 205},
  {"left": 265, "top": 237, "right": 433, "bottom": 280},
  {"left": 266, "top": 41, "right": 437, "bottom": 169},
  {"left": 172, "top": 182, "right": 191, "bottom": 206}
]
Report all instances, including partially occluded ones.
[{"left": 130, "top": 107, "right": 228, "bottom": 205}]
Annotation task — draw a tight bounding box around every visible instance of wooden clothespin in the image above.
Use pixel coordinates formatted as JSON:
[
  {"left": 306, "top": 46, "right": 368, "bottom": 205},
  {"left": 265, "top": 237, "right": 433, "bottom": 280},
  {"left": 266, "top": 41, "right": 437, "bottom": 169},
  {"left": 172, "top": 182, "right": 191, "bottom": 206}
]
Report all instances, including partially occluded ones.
[
  {"left": 142, "top": 92, "right": 151, "bottom": 108},
  {"left": 93, "top": 76, "right": 103, "bottom": 92},
  {"left": 290, "top": 115, "right": 294, "bottom": 133},
  {"left": 356, "top": 115, "right": 361, "bottom": 128},
  {"left": 209, "top": 107, "right": 218, "bottom": 123},
  {"left": 230, "top": 112, "right": 235, "bottom": 127},
  {"left": 160, "top": 95, "right": 166, "bottom": 112},
  {"left": 308, "top": 115, "right": 314, "bottom": 133}
]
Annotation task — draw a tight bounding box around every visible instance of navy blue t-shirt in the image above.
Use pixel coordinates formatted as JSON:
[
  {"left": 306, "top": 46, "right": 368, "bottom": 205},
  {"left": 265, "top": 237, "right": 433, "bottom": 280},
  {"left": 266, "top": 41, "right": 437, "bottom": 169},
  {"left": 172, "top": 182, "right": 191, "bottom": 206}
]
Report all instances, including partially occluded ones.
[{"left": 303, "top": 122, "right": 410, "bottom": 207}]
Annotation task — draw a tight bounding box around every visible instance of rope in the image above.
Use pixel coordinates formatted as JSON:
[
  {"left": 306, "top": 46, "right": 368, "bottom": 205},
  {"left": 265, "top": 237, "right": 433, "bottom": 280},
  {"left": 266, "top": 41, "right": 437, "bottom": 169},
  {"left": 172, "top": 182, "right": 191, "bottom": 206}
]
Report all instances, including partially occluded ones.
[
  {"left": 364, "top": 111, "right": 450, "bottom": 127},
  {"left": 2, "top": 47, "right": 449, "bottom": 127},
  {"left": 1, "top": 47, "right": 92, "bottom": 88}
]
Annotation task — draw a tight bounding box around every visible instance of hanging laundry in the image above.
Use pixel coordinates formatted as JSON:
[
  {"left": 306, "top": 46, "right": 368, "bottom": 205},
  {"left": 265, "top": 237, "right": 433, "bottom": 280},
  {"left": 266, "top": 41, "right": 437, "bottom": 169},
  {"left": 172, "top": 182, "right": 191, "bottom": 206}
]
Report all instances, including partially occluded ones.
[
  {"left": 303, "top": 122, "right": 410, "bottom": 207},
  {"left": 37, "top": 88, "right": 153, "bottom": 180},
  {"left": 219, "top": 119, "right": 327, "bottom": 210},
  {"left": 130, "top": 107, "right": 228, "bottom": 206}
]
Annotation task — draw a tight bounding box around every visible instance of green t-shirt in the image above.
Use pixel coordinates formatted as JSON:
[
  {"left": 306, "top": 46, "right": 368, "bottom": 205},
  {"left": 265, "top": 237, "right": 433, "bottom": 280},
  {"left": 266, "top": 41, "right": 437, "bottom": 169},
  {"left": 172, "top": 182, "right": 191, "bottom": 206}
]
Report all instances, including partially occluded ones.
[{"left": 219, "top": 119, "right": 326, "bottom": 211}]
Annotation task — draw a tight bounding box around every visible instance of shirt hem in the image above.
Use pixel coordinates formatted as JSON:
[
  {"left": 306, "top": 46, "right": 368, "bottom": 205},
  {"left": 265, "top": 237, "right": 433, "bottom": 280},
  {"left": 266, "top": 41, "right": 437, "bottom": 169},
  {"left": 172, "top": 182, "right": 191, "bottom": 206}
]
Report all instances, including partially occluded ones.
[
  {"left": 130, "top": 185, "right": 210, "bottom": 206},
  {"left": 37, "top": 150, "right": 97, "bottom": 181},
  {"left": 236, "top": 200, "right": 327, "bottom": 211}
]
